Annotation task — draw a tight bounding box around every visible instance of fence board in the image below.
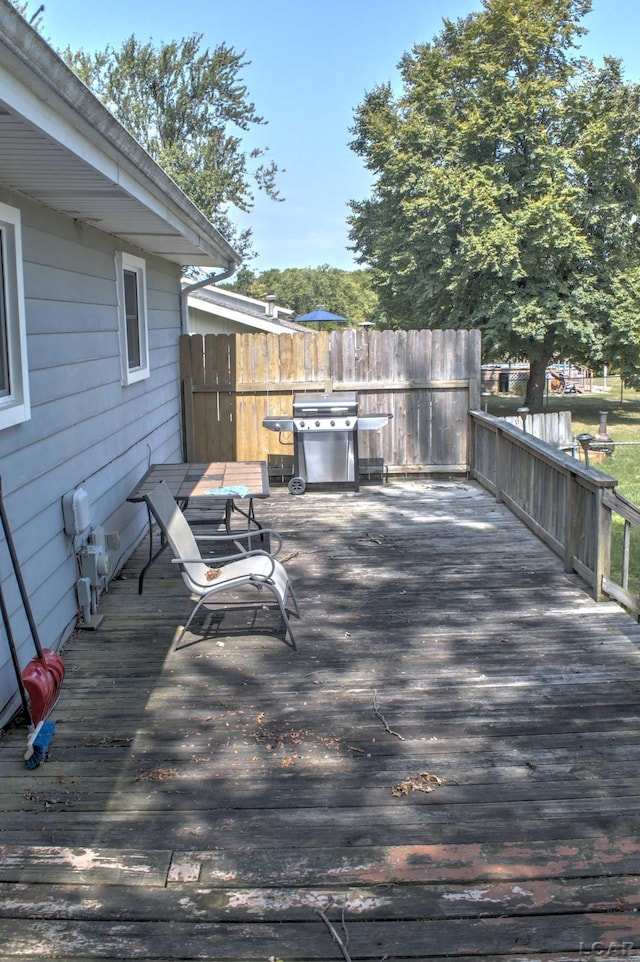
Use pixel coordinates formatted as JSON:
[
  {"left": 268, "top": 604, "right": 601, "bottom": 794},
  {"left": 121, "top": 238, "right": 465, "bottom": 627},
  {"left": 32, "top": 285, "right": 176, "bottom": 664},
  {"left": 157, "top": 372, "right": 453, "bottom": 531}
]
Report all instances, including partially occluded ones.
[
  {"left": 210, "top": 333, "right": 235, "bottom": 460},
  {"left": 408, "top": 330, "right": 427, "bottom": 467},
  {"left": 189, "top": 334, "right": 208, "bottom": 461},
  {"left": 395, "top": 330, "right": 417, "bottom": 468},
  {"left": 392, "top": 330, "right": 410, "bottom": 468},
  {"left": 235, "top": 334, "right": 257, "bottom": 460},
  {"left": 180, "top": 330, "right": 480, "bottom": 474}
]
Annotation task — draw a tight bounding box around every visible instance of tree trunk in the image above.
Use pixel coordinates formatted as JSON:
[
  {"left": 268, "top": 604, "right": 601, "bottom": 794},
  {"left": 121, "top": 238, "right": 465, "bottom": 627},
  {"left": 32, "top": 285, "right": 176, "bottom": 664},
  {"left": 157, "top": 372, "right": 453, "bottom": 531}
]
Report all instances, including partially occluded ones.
[{"left": 524, "top": 349, "right": 553, "bottom": 412}]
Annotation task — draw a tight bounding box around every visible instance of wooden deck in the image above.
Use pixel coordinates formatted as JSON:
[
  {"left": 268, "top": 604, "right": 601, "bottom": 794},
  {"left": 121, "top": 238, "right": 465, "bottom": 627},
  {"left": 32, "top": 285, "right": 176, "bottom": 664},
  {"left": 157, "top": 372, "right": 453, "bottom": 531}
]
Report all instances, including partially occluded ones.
[{"left": 2, "top": 479, "right": 640, "bottom": 960}]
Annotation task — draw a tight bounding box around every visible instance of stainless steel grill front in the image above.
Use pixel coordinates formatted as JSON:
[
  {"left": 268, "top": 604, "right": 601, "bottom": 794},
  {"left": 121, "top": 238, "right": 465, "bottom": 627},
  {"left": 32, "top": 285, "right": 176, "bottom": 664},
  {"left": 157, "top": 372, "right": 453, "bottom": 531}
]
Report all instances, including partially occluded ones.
[
  {"left": 263, "top": 392, "right": 391, "bottom": 494},
  {"left": 289, "top": 393, "right": 358, "bottom": 492}
]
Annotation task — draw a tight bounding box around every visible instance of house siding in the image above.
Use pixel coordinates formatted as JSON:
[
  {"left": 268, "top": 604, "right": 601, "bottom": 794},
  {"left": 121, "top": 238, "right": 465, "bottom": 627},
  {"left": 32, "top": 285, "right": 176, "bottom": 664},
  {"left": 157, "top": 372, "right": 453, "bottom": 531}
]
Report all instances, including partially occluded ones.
[
  {"left": 0, "top": 187, "right": 184, "bottom": 726},
  {"left": 189, "top": 306, "right": 251, "bottom": 335}
]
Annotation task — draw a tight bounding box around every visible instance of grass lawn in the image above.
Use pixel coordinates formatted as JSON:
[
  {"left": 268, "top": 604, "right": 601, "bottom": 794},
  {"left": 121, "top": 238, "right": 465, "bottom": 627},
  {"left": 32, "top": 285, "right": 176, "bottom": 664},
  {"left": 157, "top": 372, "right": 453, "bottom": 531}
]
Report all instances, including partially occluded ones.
[{"left": 486, "top": 379, "right": 640, "bottom": 602}]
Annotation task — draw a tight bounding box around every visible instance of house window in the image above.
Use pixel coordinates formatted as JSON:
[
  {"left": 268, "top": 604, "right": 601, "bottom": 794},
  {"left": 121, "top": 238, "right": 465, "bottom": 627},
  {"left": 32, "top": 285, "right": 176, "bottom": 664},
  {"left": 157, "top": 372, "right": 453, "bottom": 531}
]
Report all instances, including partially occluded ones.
[
  {"left": 116, "top": 252, "right": 149, "bottom": 385},
  {"left": 0, "top": 203, "right": 30, "bottom": 429}
]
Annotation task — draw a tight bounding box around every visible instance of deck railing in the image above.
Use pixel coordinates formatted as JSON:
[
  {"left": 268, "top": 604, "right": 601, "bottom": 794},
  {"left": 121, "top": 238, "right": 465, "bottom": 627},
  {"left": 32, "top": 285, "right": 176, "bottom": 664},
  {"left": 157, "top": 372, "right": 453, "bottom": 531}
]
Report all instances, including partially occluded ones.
[
  {"left": 468, "top": 411, "right": 639, "bottom": 610},
  {"left": 601, "top": 488, "right": 640, "bottom": 614}
]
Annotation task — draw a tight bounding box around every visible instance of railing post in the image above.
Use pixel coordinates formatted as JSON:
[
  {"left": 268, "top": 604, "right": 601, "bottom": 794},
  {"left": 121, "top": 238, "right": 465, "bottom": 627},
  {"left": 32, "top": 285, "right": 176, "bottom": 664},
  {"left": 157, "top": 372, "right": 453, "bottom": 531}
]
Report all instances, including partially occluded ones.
[
  {"left": 594, "top": 488, "right": 612, "bottom": 601},
  {"left": 495, "top": 422, "right": 505, "bottom": 503},
  {"left": 565, "top": 470, "right": 579, "bottom": 574},
  {"left": 622, "top": 521, "right": 631, "bottom": 592}
]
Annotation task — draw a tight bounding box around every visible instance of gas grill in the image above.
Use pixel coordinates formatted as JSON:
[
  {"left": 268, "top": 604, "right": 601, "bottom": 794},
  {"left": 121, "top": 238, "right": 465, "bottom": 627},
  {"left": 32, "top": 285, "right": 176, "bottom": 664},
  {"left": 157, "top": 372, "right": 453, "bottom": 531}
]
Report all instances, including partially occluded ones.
[{"left": 263, "top": 392, "right": 392, "bottom": 494}]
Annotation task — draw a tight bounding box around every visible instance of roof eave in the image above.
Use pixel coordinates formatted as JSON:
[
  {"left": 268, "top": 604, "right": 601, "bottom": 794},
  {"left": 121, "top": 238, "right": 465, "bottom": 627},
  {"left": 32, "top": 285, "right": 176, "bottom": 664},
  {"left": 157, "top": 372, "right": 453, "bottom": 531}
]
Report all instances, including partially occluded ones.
[{"left": 0, "top": 0, "right": 241, "bottom": 269}]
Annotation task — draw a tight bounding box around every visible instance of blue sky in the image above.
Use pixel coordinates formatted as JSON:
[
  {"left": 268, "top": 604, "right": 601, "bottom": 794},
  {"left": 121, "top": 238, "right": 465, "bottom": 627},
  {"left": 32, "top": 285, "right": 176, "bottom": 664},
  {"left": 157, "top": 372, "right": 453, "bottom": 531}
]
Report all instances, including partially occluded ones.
[{"left": 40, "top": 0, "right": 640, "bottom": 273}]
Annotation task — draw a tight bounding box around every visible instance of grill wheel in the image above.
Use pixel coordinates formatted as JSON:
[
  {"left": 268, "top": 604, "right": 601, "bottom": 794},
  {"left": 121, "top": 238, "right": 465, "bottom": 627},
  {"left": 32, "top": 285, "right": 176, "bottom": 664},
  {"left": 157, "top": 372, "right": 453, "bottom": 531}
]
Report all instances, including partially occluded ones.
[{"left": 288, "top": 476, "right": 307, "bottom": 496}]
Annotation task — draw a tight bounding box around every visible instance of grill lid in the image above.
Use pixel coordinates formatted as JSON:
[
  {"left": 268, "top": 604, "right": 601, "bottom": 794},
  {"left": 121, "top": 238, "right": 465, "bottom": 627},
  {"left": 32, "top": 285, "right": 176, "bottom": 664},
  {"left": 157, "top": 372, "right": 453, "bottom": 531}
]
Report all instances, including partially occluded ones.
[{"left": 293, "top": 392, "right": 358, "bottom": 416}]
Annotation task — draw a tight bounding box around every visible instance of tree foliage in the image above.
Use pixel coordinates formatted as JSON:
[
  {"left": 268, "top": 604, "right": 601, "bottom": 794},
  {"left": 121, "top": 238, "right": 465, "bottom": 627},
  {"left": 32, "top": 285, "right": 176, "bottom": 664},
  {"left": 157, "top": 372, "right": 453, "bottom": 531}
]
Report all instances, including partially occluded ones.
[
  {"left": 225, "top": 265, "right": 379, "bottom": 326},
  {"left": 63, "top": 34, "right": 281, "bottom": 261},
  {"left": 348, "top": 0, "right": 640, "bottom": 409}
]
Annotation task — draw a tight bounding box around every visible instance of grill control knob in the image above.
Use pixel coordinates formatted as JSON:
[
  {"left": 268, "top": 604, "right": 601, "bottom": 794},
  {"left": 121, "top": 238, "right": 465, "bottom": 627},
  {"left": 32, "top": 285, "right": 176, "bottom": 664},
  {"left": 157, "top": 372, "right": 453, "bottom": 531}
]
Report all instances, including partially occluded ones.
[
  {"left": 345, "top": 419, "right": 351, "bottom": 427},
  {"left": 330, "top": 419, "right": 336, "bottom": 427},
  {"left": 315, "top": 420, "right": 320, "bottom": 427},
  {"left": 299, "top": 420, "right": 305, "bottom": 427}
]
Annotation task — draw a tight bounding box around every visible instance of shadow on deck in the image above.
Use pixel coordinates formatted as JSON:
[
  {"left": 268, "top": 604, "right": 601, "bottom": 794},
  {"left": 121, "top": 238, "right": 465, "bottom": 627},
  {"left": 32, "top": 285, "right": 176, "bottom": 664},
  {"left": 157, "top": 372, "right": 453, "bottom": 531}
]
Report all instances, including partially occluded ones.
[{"left": 2, "top": 479, "right": 640, "bottom": 959}]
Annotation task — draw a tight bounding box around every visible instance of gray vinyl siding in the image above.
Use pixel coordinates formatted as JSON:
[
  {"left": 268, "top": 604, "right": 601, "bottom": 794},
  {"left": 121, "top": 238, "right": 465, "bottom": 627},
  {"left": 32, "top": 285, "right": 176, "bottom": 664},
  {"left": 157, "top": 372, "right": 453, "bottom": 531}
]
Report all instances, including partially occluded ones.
[{"left": 0, "top": 187, "right": 184, "bottom": 726}]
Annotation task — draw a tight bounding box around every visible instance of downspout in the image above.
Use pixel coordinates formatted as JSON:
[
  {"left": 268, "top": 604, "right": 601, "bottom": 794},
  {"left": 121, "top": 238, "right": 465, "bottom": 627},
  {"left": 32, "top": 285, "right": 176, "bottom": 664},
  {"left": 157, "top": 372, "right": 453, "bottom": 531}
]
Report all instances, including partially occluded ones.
[{"left": 180, "top": 262, "right": 237, "bottom": 334}]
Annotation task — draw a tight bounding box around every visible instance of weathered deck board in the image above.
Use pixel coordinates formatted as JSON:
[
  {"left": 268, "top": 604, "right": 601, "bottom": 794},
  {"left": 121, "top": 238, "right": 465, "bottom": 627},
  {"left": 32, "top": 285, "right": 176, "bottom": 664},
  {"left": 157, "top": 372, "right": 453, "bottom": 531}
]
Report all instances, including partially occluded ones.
[
  {"left": 4, "top": 873, "right": 640, "bottom": 921},
  {"left": 1, "top": 480, "right": 640, "bottom": 960},
  {"left": 4, "top": 876, "right": 640, "bottom": 923},
  {"left": 2, "top": 912, "right": 640, "bottom": 959}
]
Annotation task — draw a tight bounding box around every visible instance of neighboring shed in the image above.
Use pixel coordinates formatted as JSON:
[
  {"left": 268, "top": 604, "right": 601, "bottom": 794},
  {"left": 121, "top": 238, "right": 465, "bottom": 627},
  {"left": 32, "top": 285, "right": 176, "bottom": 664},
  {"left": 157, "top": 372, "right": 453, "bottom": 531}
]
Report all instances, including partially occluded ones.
[
  {"left": 0, "top": 1, "right": 240, "bottom": 728},
  {"left": 185, "top": 283, "right": 310, "bottom": 335}
]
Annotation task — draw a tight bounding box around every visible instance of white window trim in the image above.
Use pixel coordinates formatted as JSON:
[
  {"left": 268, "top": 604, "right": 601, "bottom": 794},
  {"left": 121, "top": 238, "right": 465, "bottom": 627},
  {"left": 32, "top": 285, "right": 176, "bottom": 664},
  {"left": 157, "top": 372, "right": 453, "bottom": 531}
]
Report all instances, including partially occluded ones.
[
  {"left": 116, "top": 251, "right": 149, "bottom": 385},
  {"left": 0, "top": 203, "right": 30, "bottom": 429}
]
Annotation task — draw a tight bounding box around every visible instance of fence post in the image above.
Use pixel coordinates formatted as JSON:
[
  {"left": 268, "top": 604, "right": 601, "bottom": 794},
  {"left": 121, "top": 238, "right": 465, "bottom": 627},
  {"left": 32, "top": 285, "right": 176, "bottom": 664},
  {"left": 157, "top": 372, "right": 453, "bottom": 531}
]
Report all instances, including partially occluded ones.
[{"left": 182, "top": 377, "right": 195, "bottom": 462}]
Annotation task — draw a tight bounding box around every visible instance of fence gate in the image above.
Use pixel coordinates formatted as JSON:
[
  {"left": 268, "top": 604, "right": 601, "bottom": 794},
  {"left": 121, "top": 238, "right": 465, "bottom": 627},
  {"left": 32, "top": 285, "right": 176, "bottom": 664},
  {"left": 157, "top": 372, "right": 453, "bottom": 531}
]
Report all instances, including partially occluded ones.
[{"left": 180, "top": 328, "right": 481, "bottom": 476}]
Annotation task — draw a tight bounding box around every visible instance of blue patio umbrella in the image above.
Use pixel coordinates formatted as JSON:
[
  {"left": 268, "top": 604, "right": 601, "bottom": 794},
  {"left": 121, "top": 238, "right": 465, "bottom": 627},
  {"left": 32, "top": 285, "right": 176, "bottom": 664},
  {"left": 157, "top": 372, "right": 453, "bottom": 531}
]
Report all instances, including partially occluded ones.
[{"left": 294, "top": 308, "right": 349, "bottom": 324}]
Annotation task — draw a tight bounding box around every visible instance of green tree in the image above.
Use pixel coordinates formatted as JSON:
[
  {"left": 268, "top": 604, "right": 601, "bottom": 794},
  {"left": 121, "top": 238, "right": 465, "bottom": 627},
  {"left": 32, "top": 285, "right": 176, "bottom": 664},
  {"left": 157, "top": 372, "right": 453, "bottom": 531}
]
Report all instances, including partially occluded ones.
[
  {"left": 348, "top": 0, "right": 640, "bottom": 410},
  {"left": 226, "top": 265, "right": 380, "bottom": 326},
  {"left": 63, "top": 34, "right": 281, "bottom": 261}
]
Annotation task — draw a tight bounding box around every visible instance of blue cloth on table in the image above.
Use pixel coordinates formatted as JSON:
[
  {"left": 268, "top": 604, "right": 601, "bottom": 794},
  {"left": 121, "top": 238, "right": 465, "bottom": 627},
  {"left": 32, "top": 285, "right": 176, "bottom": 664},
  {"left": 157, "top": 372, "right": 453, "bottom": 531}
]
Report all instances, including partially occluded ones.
[{"left": 204, "top": 485, "right": 250, "bottom": 498}]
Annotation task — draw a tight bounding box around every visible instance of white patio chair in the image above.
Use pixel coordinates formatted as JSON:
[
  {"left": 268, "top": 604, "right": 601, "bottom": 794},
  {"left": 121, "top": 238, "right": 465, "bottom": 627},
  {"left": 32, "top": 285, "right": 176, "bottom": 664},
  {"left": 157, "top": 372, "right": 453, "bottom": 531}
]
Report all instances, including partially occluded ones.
[{"left": 143, "top": 481, "right": 300, "bottom": 649}]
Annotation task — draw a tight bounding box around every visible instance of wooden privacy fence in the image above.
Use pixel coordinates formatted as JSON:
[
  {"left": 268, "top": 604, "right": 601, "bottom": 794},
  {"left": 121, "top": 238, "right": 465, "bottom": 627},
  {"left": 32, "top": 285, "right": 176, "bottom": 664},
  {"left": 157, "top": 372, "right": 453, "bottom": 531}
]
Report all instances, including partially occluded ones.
[
  {"left": 180, "top": 329, "right": 481, "bottom": 476},
  {"left": 469, "top": 411, "right": 640, "bottom": 616}
]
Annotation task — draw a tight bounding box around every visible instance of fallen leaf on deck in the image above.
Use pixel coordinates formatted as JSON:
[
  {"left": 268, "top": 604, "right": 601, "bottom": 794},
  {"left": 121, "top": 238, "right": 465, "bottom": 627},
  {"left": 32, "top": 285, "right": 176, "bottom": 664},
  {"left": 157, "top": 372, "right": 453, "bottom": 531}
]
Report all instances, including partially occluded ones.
[
  {"left": 138, "top": 768, "right": 178, "bottom": 782},
  {"left": 391, "top": 772, "right": 444, "bottom": 796}
]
